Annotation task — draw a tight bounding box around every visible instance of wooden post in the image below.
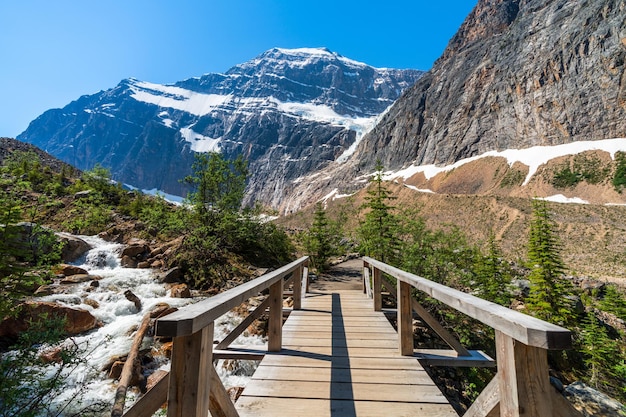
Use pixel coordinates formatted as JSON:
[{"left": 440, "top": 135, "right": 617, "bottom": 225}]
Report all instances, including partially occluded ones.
[
  {"left": 292, "top": 265, "right": 302, "bottom": 310},
  {"left": 398, "top": 280, "right": 413, "bottom": 356},
  {"left": 208, "top": 365, "right": 240, "bottom": 417},
  {"left": 268, "top": 277, "right": 283, "bottom": 352},
  {"left": 303, "top": 265, "right": 310, "bottom": 293},
  {"left": 373, "top": 267, "right": 382, "bottom": 311},
  {"left": 167, "top": 323, "right": 214, "bottom": 417},
  {"left": 363, "top": 266, "right": 372, "bottom": 298},
  {"left": 495, "top": 330, "right": 553, "bottom": 417}
]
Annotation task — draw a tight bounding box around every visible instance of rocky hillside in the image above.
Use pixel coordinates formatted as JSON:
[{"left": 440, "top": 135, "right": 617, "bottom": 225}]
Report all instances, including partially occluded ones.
[
  {"left": 17, "top": 48, "right": 422, "bottom": 208},
  {"left": 283, "top": 0, "right": 626, "bottom": 213}
]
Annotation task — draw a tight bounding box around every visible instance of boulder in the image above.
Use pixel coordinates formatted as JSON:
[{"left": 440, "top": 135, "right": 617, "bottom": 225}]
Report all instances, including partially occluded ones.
[
  {"left": 60, "top": 274, "right": 101, "bottom": 284},
  {"left": 57, "top": 264, "right": 88, "bottom": 276},
  {"left": 0, "top": 301, "right": 100, "bottom": 338},
  {"left": 124, "top": 290, "right": 142, "bottom": 311},
  {"left": 564, "top": 381, "right": 626, "bottom": 417},
  {"left": 121, "top": 255, "right": 137, "bottom": 268},
  {"left": 159, "top": 267, "right": 183, "bottom": 284},
  {"left": 170, "top": 284, "right": 191, "bottom": 298},
  {"left": 55, "top": 232, "right": 91, "bottom": 262},
  {"left": 121, "top": 244, "right": 149, "bottom": 259}
]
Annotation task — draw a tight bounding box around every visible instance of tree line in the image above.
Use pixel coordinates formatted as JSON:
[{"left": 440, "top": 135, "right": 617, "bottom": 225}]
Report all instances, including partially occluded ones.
[{"left": 299, "top": 162, "right": 626, "bottom": 405}]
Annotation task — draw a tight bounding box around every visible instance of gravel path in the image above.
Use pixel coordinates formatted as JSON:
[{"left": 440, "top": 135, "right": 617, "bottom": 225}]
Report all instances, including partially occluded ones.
[{"left": 308, "top": 258, "right": 363, "bottom": 292}]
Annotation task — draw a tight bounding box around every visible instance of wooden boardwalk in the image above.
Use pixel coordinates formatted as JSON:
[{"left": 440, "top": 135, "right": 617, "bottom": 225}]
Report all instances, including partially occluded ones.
[{"left": 235, "top": 289, "right": 457, "bottom": 417}]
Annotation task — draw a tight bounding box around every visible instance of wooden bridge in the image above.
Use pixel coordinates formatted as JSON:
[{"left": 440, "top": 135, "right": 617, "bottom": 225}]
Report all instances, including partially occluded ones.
[{"left": 120, "top": 256, "right": 584, "bottom": 417}]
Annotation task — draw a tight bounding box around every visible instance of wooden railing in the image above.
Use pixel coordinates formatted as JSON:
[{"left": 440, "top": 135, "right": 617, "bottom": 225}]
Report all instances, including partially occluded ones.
[
  {"left": 362, "top": 257, "right": 583, "bottom": 417},
  {"left": 121, "top": 256, "right": 309, "bottom": 417}
]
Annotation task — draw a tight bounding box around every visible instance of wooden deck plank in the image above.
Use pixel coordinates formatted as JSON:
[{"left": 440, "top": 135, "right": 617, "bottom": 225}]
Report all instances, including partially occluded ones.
[
  {"left": 251, "top": 365, "right": 435, "bottom": 385},
  {"left": 236, "top": 397, "right": 458, "bottom": 417},
  {"left": 235, "top": 290, "right": 455, "bottom": 416},
  {"left": 239, "top": 379, "right": 449, "bottom": 403}
]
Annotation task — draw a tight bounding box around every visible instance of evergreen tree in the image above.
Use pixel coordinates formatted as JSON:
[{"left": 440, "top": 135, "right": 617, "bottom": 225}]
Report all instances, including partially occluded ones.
[
  {"left": 525, "top": 199, "right": 573, "bottom": 325},
  {"left": 600, "top": 284, "right": 626, "bottom": 322},
  {"left": 471, "top": 234, "right": 513, "bottom": 306},
  {"left": 579, "top": 311, "right": 621, "bottom": 391},
  {"left": 357, "top": 161, "right": 399, "bottom": 264},
  {"left": 303, "top": 202, "right": 334, "bottom": 272},
  {"left": 183, "top": 152, "right": 248, "bottom": 224}
]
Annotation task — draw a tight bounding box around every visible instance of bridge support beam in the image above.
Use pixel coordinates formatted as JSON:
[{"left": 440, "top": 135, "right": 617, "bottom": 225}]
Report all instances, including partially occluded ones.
[
  {"left": 268, "top": 277, "right": 284, "bottom": 351},
  {"left": 496, "top": 330, "right": 553, "bottom": 417},
  {"left": 398, "top": 280, "right": 413, "bottom": 356},
  {"left": 167, "top": 324, "right": 214, "bottom": 417}
]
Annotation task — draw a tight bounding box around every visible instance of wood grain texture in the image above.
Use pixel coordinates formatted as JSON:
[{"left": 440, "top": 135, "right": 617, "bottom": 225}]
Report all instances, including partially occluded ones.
[
  {"left": 363, "top": 257, "right": 572, "bottom": 349},
  {"left": 236, "top": 290, "right": 456, "bottom": 417}
]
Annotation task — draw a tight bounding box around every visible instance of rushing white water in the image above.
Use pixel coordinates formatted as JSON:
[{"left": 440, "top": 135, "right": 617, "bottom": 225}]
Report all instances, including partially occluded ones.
[{"left": 32, "top": 235, "right": 263, "bottom": 416}]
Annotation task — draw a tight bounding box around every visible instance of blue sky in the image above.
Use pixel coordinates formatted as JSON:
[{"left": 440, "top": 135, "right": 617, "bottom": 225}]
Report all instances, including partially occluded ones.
[{"left": 0, "top": 0, "right": 477, "bottom": 138}]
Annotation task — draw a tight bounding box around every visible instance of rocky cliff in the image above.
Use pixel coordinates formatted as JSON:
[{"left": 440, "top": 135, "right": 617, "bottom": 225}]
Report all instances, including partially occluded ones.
[
  {"left": 283, "top": 0, "right": 626, "bottom": 213},
  {"left": 354, "top": 0, "right": 626, "bottom": 169},
  {"left": 17, "top": 48, "right": 422, "bottom": 207}
]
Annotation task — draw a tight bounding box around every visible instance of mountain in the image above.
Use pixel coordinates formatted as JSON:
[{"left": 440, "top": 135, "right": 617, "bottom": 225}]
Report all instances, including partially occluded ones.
[
  {"left": 17, "top": 47, "right": 423, "bottom": 207},
  {"left": 284, "top": 0, "right": 626, "bottom": 211}
]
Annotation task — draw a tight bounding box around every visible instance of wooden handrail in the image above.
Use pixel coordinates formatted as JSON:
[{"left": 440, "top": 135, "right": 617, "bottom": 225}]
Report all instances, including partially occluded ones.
[
  {"left": 156, "top": 256, "right": 309, "bottom": 337},
  {"left": 123, "top": 256, "right": 309, "bottom": 417},
  {"left": 362, "top": 257, "right": 581, "bottom": 417},
  {"left": 362, "top": 256, "right": 571, "bottom": 350}
]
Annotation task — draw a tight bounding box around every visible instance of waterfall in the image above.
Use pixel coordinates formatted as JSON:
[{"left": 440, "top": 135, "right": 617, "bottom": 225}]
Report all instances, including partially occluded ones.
[{"left": 30, "top": 235, "right": 263, "bottom": 416}]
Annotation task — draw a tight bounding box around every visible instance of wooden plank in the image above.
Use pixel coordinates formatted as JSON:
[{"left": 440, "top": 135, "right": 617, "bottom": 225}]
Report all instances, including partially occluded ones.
[
  {"left": 363, "top": 266, "right": 372, "bottom": 298},
  {"left": 464, "top": 376, "right": 500, "bottom": 417},
  {"left": 373, "top": 267, "right": 382, "bottom": 311},
  {"left": 280, "top": 336, "right": 398, "bottom": 348},
  {"left": 236, "top": 397, "right": 457, "bottom": 417},
  {"left": 122, "top": 371, "right": 168, "bottom": 417},
  {"left": 414, "top": 349, "right": 495, "bottom": 367},
  {"left": 398, "top": 280, "right": 413, "bottom": 356},
  {"left": 258, "top": 354, "right": 425, "bottom": 370},
  {"left": 208, "top": 365, "right": 239, "bottom": 417},
  {"left": 279, "top": 345, "right": 413, "bottom": 358},
  {"left": 166, "top": 324, "right": 213, "bottom": 417},
  {"left": 412, "top": 298, "right": 471, "bottom": 356},
  {"left": 496, "top": 330, "right": 553, "bottom": 417},
  {"left": 268, "top": 278, "right": 283, "bottom": 352},
  {"left": 239, "top": 379, "right": 449, "bottom": 403},
  {"left": 251, "top": 365, "right": 435, "bottom": 385},
  {"left": 363, "top": 257, "right": 571, "bottom": 350},
  {"left": 216, "top": 297, "right": 270, "bottom": 349},
  {"left": 156, "top": 257, "right": 308, "bottom": 337},
  {"left": 292, "top": 264, "right": 302, "bottom": 310},
  {"left": 282, "top": 331, "right": 397, "bottom": 340}
]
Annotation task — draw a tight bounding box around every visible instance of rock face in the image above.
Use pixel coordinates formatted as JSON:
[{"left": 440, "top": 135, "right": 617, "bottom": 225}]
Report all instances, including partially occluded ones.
[
  {"left": 17, "top": 48, "right": 422, "bottom": 208},
  {"left": 281, "top": 0, "right": 626, "bottom": 212},
  {"left": 347, "top": 0, "right": 626, "bottom": 171}
]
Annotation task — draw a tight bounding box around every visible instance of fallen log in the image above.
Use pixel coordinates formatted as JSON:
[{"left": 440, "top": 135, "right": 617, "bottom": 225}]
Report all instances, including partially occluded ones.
[{"left": 111, "top": 311, "right": 152, "bottom": 417}]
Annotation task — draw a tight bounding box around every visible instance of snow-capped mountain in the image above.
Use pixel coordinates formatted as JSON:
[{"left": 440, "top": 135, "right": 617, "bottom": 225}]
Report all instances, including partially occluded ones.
[{"left": 18, "top": 47, "right": 423, "bottom": 207}]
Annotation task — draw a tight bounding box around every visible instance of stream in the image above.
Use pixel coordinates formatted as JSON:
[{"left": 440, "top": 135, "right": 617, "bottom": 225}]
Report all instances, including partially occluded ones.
[{"left": 33, "top": 235, "right": 263, "bottom": 416}]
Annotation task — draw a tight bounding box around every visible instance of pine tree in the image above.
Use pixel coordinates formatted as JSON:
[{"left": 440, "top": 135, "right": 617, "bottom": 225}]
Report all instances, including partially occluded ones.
[
  {"left": 357, "top": 161, "right": 399, "bottom": 264},
  {"left": 472, "top": 234, "right": 513, "bottom": 306},
  {"left": 579, "top": 311, "right": 620, "bottom": 390},
  {"left": 525, "top": 199, "right": 573, "bottom": 325},
  {"left": 303, "top": 202, "right": 334, "bottom": 272}
]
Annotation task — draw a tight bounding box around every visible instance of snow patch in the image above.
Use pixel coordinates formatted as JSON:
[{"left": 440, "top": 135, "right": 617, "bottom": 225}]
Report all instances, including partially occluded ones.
[
  {"left": 180, "top": 127, "right": 221, "bottom": 153},
  {"left": 129, "top": 80, "right": 232, "bottom": 117},
  {"left": 388, "top": 138, "right": 626, "bottom": 186},
  {"left": 537, "top": 195, "right": 589, "bottom": 204},
  {"left": 403, "top": 184, "right": 435, "bottom": 194}
]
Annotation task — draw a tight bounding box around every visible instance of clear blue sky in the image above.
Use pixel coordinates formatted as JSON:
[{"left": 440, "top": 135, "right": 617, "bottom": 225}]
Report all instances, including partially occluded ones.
[{"left": 0, "top": 0, "right": 477, "bottom": 138}]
